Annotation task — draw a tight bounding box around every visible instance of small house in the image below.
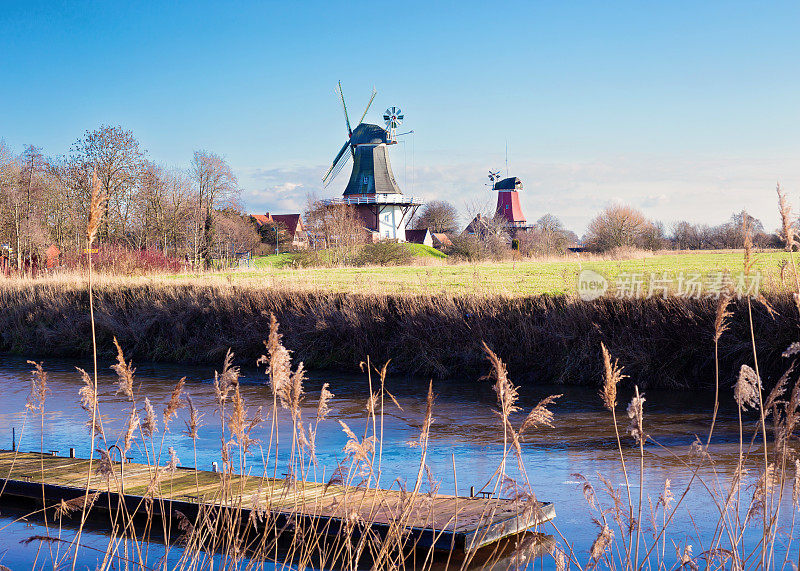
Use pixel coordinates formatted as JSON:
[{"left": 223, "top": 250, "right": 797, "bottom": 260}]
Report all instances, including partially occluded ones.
[
  {"left": 250, "top": 212, "right": 309, "bottom": 249},
  {"left": 404, "top": 229, "right": 433, "bottom": 247}
]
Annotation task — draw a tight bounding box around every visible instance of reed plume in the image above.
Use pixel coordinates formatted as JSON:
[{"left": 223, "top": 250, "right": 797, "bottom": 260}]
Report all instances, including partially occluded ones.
[
  {"left": 183, "top": 394, "right": 202, "bottom": 439},
  {"left": 213, "top": 349, "right": 239, "bottom": 408},
  {"left": 25, "top": 360, "right": 48, "bottom": 413},
  {"left": 227, "top": 384, "right": 263, "bottom": 454},
  {"left": 76, "top": 368, "right": 96, "bottom": 412},
  {"left": 289, "top": 362, "right": 305, "bottom": 417},
  {"left": 734, "top": 364, "right": 761, "bottom": 410},
  {"left": 571, "top": 473, "right": 597, "bottom": 509},
  {"left": 659, "top": 479, "right": 673, "bottom": 510},
  {"left": 588, "top": 524, "right": 613, "bottom": 568},
  {"left": 111, "top": 338, "right": 135, "bottom": 400},
  {"left": 163, "top": 377, "right": 186, "bottom": 430},
  {"left": 713, "top": 294, "right": 732, "bottom": 342},
  {"left": 747, "top": 463, "right": 777, "bottom": 523},
  {"left": 600, "top": 342, "right": 626, "bottom": 410},
  {"left": 339, "top": 420, "right": 376, "bottom": 483},
  {"left": 123, "top": 405, "right": 139, "bottom": 453},
  {"left": 86, "top": 168, "right": 107, "bottom": 247},
  {"left": 782, "top": 342, "right": 800, "bottom": 358},
  {"left": 141, "top": 397, "right": 157, "bottom": 438},
  {"left": 679, "top": 545, "right": 697, "bottom": 571},
  {"left": 627, "top": 391, "right": 646, "bottom": 443},
  {"left": 483, "top": 342, "right": 519, "bottom": 420},
  {"left": 54, "top": 493, "right": 99, "bottom": 518},
  {"left": 96, "top": 448, "right": 113, "bottom": 481},
  {"left": 777, "top": 183, "right": 795, "bottom": 252},
  {"left": 519, "top": 394, "right": 562, "bottom": 435},
  {"left": 167, "top": 446, "right": 180, "bottom": 473},
  {"left": 77, "top": 367, "right": 103, "bottom": 436},
  {"left": 316, "top": 383, "right": 334, "bottom": 422}
]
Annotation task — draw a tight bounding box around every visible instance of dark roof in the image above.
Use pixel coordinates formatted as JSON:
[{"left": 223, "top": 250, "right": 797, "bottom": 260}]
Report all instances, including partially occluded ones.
[
  {"left": 344, "top": 144, "right": 402, "bottom": 196},
  {"left": 350, "top": 123, "right": 388, "bottom": 146},
  {"left": 271, "top": 214, "right": 303, "bottom": 238},
  {"left": 493, "top": 177, "right": 523, "bottom": 191},
  {"left": 405, "top": 229, "right": 430, "bottom": 244}
]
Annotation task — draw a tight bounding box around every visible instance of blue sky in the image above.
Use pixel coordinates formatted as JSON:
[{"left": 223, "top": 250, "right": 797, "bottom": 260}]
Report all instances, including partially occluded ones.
[{"left": 1, "top": 1, "right": 798, "bottom": 233}]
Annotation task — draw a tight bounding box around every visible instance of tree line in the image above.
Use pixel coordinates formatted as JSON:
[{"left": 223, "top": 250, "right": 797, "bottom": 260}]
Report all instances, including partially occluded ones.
[
  {"left": 1, "top": 124, "right": 786, "bottom": 271},
  {"left": 0, "top": 125, "right": 260, "bottom": 270},
  {"left": 411, "top": 198, "right": 782, "bottom": 256}
]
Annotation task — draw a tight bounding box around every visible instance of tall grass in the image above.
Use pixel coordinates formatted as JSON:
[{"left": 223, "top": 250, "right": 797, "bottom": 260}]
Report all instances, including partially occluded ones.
[{"left": 1, "top": 279, "right": 798, "bottom": 391}]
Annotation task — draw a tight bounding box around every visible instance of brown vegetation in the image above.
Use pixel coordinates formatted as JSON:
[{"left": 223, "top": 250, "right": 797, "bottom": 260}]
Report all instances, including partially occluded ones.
[{"left": 1, "top": 280, "right": 796, "bottom": 390}]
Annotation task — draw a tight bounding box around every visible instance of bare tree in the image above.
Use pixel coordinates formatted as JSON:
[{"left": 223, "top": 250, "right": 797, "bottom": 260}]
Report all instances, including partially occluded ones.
[
  {"left": 69, "top": 125, "right": 145, "bottom": 242},
  {"left": 584, "top": 204, "right": 663, "bottom": 252},
  {"left": 215, "top": 210, "right": 261, "bottom": 261},
  {"left": 304, "top": 198, "right": 365, "bottom": 264},
  {"left": 413, "top": 200, "right": 459, "bottom": 233},
  {"left": 191, "top": 151, "right": 239, "bottom": 268},
  {"left": 518, "top": 214, "right": 573, "bottom": 255}
]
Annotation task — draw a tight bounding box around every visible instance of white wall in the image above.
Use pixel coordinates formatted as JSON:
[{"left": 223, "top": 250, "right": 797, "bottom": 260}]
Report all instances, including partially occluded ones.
[{"left": 377, "top": 205, "right": 406, "bottom": 240}]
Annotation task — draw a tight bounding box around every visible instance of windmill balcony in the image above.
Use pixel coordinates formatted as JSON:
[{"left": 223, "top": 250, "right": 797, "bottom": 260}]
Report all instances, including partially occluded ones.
[{"left": 321, "top": 194, "right": 423, "bottom": 206}]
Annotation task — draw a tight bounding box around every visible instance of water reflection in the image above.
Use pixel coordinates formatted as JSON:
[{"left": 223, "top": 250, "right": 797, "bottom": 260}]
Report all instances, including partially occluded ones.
[{"left": 0, "top": 353, "right": 795, "bottom": 569}]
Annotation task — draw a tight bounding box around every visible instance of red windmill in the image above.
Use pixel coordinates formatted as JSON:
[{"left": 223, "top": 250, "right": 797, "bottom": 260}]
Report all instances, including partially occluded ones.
[{"left": 489, "top": 171, "right": 527, "bottom": 229}]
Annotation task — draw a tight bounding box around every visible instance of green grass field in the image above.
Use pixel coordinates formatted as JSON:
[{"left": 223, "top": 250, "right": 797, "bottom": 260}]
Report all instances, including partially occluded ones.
[{"left": 210, "top": 249, "right": 797, "bottom": 297}]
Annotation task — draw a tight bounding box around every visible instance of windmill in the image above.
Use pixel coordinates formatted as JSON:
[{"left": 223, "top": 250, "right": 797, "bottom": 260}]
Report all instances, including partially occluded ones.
[
  {"left": 382, "top": 106, "right": 403, "bottom": 141},
  {"left": 321, "top": 82, "right": 421, "bottom": 240}
]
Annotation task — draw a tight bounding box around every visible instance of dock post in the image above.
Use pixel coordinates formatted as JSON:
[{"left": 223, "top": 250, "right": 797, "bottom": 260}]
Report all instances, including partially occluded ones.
[
  {"left": 470, "top": 486, "right": 474, "bottom": 498},
  {"left": 12, "top": 427, "right": 15, "bottom": 452},
  {"left": 69, "top": 448, "right": 75, "bottom": 458}
]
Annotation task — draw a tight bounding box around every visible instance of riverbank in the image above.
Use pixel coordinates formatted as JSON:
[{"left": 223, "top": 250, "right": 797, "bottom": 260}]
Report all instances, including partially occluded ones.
[{"left": 1, "top": 279, "right": 795, "bottom": 390}]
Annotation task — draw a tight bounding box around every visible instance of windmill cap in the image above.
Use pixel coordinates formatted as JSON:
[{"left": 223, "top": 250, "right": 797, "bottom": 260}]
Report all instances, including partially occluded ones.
[
  {"left": 493, "top": 177, "right": 523, "bottom": 191},
  {"left": 351, "top": 123, "right": 388, "bottom": 145}
]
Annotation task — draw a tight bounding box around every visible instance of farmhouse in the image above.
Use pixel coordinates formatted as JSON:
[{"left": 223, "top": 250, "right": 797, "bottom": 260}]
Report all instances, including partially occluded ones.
[{"left": 250, "top": 212, "right": 309, "bottom": 249}]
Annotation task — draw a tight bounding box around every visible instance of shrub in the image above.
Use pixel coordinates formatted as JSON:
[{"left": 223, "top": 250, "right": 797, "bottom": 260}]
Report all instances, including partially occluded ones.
[
  {"left": 584, "top": 204, "right": 664, "bottom": 252},
  {"left": 448, "top": 235, "right": 489, "bottom": 262},
  {"left": 355, "top": 242, "right": 414, "bottom": 266},
  {"left": 63, "top": 246, "right": 184, "bottom": 275}
]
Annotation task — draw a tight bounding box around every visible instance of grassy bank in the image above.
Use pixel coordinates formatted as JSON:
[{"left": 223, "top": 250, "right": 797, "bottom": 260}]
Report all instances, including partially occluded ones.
[
  {"left": 192, "top": 249, "right": 795, "bottom": 296},
  {"left": 1, "top": 279, "right": 795, "bottom": 390}
]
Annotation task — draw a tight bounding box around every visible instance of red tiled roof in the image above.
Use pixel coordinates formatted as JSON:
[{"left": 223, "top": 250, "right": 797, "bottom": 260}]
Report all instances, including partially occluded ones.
[
  {"left": 431, "top": 233, "right": 452, "bottom": 247},
  {"left": 250, "top": 213, "right": 305, "bottom": 240}
]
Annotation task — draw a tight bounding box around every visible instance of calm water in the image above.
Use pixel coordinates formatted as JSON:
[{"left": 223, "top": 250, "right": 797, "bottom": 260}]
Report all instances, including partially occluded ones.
[{"left": 0, "top": 354, "right": 796, "bottom": 569}]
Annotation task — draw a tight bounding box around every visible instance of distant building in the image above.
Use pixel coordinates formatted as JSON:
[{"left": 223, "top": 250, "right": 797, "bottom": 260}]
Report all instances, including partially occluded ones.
[
  {"left": 431, "top": 233, "right": 452, "bottom": 250},
  {"left": 404, "top": 229, "right": 434, "bottom": 247},
  {"left": 250, "top": 212, "right": 309, "bottom": 249},
  {"left": 493, "top": 177, "right": 527, "bottom": 229}
]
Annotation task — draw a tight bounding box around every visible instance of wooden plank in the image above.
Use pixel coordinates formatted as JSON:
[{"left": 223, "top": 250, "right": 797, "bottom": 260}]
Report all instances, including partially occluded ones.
[{"left": 0, "top": 451, "right": 554, "bottom": 553}]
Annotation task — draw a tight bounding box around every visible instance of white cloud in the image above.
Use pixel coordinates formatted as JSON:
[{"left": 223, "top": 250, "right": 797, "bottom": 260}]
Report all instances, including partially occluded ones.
[{"left": 236, "top": 152, "right": 800, "bottom": 234}]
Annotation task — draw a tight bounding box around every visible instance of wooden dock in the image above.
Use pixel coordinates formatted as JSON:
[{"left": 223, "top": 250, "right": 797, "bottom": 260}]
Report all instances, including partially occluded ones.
[{"left": 0, "top": 450, "right": 554, "bottom": 554}]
